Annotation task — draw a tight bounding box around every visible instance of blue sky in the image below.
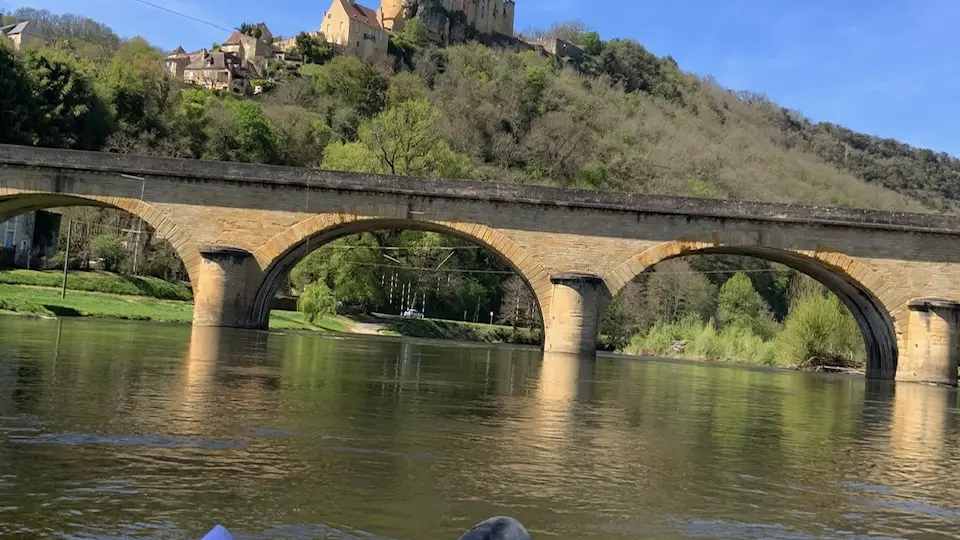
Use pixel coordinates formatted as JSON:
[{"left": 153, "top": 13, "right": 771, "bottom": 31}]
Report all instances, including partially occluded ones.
[{"left": 3, "top": 0, "right": 956, "bottom": 156}]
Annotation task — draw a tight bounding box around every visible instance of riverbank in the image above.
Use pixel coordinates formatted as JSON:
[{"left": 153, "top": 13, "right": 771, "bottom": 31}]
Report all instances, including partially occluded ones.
[
  {"left": 0, "top": 281, "right": 537, "bottom": 344},
  {"left": 355, "top": 314, "right": 541, "bottom": 345},
  {"left": 0, "top": 283, "right": 347, "bottom": 332},
  {"left": 0, "top": 269, "right": 192, "bottom": 300}
]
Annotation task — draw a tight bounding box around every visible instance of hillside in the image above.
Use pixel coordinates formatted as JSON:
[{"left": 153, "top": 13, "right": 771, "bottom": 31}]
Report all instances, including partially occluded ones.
[{"left": 2, "top": 9, "right": 957, "bottom": 213}]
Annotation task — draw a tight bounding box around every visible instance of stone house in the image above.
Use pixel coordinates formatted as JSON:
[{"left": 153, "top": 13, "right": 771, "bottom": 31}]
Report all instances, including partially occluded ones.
[
  {"left": 0, "top": 211, "right": 61, "bottom": 269},
  {"left": 220, "top": 30, "right": 273, "bottom": 76},
  {"left": 164, "top": 46, "right": 207, "bottom": 79},
  {"left": 321, "top": 0, "right": 388, "bottom": 63},
  {"left": 0, "top": 21, "right": 47, "bottom": 50},
  {"left": 182, "top": 51, "right": 253, "bottom": 93}
]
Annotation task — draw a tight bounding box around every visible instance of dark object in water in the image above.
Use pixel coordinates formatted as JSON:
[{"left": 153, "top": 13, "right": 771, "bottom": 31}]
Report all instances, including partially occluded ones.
[
  {"left": 200, "top": 517, "right": 532, "bottom": 539},
  {"left": 458, "top": 517, "right": 532, "bottom": 540}
]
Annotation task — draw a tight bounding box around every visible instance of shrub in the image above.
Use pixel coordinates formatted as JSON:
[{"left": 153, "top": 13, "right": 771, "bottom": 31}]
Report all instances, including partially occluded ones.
[
  {"left": 774, "top": 294, "right": 865, "bottom": 368},
  {"left": 297, "top": 281, "right": 337, "bottom": 323},
  {"left": 90, "top": 234, "right": 126, "bottom": 272}
]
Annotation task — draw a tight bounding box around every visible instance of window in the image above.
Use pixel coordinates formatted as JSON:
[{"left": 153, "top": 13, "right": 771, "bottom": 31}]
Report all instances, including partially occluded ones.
[
  {"left": 3, "top": 230, "right": 13, "bottom": 248},
  {"left": 480, "top": 5, "right": 485, "bottom": 17}
]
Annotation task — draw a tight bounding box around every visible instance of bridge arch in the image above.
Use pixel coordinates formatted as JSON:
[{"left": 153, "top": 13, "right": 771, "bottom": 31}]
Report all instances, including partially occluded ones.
[
  {"left": 249, "top": 213, "right": 553, "bottom": 331},
  {"left": 0, "top": 190, "right": 202, "bottom": 287},
  {"left": 605, "top": 235, "right": 903, "bottom": 379}
]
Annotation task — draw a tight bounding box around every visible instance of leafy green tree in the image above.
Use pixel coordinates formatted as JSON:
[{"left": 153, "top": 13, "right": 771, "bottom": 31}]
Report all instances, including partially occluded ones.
[
  {"left": 291, "top": 235, "right": 383, "bottom": 309},
  {"left": 322, "top": 142, "right": 383, "bottom": 173},
  {"left": 313, "top": 56, "right": 388, "bottom": 117},
  {"left": 294, "top": 32, "right": 334, "bottom": 65},
  {"left": 91, "top": 233, "right": 126, "bottom": 272},
  {"left": 387, "top": 71, "right": 427, "bottom": 108},
  {"left": 171, "top": 88, "right": 210, "bottom": 157},
  {"left": 263, "top": 105, "right": 333, "bottom": 167},
  {"left": 97, "top": 37, "right": 169, "bottom": 135},
  {"left": 324, "top": 99, "right": 471, "bottom": 178},
  {"left": 0, "top": 45, "right": 42, "bottom": 145},
  {"left": 231, "top": 100, "right": 280, "bottom": 164},
  {"left": 22, "top": 47, "right": 113, "bottom": 150},
  {"left": 297, "top": 281, "right": 337, "bottom": 322},
  {"left": 581, "top": 31, "right": 603, "bottom": 55},
  {"left": 717, "top": 272, "right": 767, "bottom": 332}
]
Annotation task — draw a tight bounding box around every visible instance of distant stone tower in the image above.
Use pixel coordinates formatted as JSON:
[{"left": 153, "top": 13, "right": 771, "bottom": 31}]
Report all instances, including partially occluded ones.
[{"left": 377, "top": 0, "right": 406, "bottom": 32}]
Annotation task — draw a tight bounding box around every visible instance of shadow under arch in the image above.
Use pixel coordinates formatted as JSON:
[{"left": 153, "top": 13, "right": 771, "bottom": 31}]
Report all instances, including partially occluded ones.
[
  {"left": 607, "top": 241, "right": 900, "bottom": 380},
  {"left": 0, "top": 192, "right": 202, "bottom": 287},
  {"left": 249, "top": 217, "right": 552, "bottom": 336}
]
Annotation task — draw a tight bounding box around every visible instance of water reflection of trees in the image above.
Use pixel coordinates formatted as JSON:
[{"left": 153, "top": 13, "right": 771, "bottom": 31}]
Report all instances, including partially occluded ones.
[{"left": 3, "top": 322, "right": 960, "bottom": 538}]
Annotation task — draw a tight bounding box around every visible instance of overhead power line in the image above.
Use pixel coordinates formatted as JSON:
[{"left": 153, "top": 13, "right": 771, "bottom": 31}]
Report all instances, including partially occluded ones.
[
  {"left": 355, "top": 263, "right": 515, "bottom": 275},
  {"left": 128, "top": 0, "right": 234, "bottom": 33}
]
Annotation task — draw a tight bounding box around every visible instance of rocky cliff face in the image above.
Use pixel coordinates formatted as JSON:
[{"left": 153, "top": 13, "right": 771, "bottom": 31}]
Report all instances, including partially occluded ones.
[{"left": 400, "top": 0, "right": 477, "bottom": 45}]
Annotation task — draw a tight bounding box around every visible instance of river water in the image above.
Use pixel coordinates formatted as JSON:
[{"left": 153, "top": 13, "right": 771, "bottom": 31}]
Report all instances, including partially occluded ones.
[{"left": 0, "top": 318, "right": 959, "bottom": 539}]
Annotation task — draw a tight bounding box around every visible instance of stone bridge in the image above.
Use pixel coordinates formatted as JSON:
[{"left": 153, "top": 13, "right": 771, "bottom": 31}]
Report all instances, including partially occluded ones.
[{"left": 2, "top": 144, "right": 959, "bottom": 385}]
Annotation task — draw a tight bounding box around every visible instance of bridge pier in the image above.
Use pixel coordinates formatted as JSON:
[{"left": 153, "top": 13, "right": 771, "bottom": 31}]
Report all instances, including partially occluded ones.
[
  {"left": 543, "top": 273, "right": 605, "bottom": 357},
  {"left": 193, "top": 247, "right": 261, "bottom": 329},
  {"left": 897, "top": 299, "right": 960, "bottom": 386}
]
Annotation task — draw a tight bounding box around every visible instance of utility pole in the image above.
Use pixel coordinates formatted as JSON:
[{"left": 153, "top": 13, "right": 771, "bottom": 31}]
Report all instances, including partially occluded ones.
[{"left": 61, "top": 219, "right": 72, "bottom": 299}]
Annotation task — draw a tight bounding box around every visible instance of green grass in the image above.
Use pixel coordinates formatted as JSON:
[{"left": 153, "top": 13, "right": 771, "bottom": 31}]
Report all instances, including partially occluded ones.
[
  {"left": 0, "top": 269, "right": 192, "bottom": 301},
  {"left": 269, "top": 310, "right": 349, "bottom": 333},
  {"left": 0, "top": 283, "right": 194, "bottom": 323},
  {"left": 385, "top": 318, "right": 541, "bottom": 345},
  {"left": 0, "top": 283, "right": 349, "bottom": 333}
]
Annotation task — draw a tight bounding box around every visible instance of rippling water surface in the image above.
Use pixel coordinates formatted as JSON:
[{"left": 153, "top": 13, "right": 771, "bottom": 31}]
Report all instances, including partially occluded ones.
[{"left": 0, "top": 318, "right": 959, "bottom": 539}]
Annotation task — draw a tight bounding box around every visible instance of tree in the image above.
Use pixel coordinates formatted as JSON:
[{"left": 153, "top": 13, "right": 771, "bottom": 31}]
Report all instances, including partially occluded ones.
[
  {"left": 237, "top": 23, "right": 263, "bottom": 39},
  {"left": 97, "top": 37, "right": 169, "bottom": 135},
  {"left": 91, "top": 233, "right": 126, "bottom": 272},
  {"left": 313, "top": 56, "right": 388, "bottom": 117},
  {"left": 263, "top": 105, "right": 333, "bottom": 167},
  {"left": 297, "top": 281, "right": 337, "bottom": 323},
  {"left": 23, "top": 47, "right": 113, "bottom": 150},
  {"left": 581, "top": 31, "right": 603, "bottom": 55},
  {"left": 0, "top": 45, "right": 42, "bottom": 145},
  {"left": 231, "top": 100, "right": 280, "bottom": 164},
  {"left": 717, "top": 272, "right": 765, "bottom": 330},
  {"left": 497, "top": 276, "right": 538, "bottom": 327},
  {"left": 322, "top": 142, "right": 383, "bottom": 173},
  {"left": 334, "top": 99, "right": 471, "bottom": 178},
  {"left": 294, "top": 32, "right": 334, "bottom": 65},
  {"left": 290, "top": 235, "right": 383, "bottom": 309}
]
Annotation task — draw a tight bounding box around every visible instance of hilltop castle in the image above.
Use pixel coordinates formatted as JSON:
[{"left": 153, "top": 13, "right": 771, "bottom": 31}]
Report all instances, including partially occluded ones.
[{"left": 322, "top": 0, "right": 515, "bottom": 62}]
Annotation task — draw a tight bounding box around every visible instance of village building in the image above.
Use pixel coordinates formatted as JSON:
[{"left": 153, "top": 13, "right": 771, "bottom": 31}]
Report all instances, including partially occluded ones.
[
  {"left": 0, "top": 20, "right": 47, "bottom": 50},
  {"left": 164, "top": 46, "right": 207, "bottom": 79},
  {"left": 0, "top": 211, "right": 61, "bottom": 269},
  {"left": 321, "top": 0, "right": 388, "bottom": 63},
  {"left": 164, "top": 23, "right": 277, "bottom": 93},
  {"left": 220, "top": 30, "right": 273, "bottom": 75},
  {"left": 182, "top": 51, "right": 254, "bottom": 93}
]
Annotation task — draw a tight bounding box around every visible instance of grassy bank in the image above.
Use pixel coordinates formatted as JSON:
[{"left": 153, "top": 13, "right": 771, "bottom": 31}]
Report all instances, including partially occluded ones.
[
  {"left": 0, "top": 269, "right": 193, "bottom": 301},
  {"left": 384, "top": 318, "right": 541, "bottom": 345},
  {"left": 623, "top": 295, "right": 865, "bottom": 369},
  {"left": 0, "top": 284, "right": 346, "bottom": 332}
]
